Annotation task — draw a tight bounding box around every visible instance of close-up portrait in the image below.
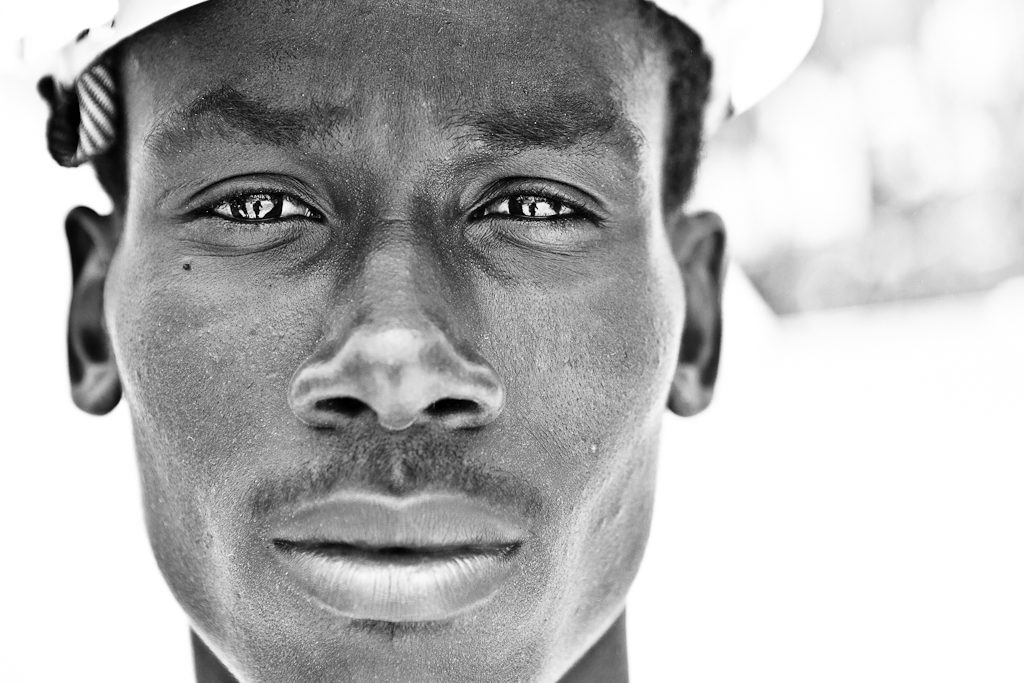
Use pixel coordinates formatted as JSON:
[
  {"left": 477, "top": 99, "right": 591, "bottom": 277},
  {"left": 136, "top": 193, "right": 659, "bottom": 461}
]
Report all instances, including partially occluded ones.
[{"left": 2, "top": 0, "right": 1021, "bottom": 681}]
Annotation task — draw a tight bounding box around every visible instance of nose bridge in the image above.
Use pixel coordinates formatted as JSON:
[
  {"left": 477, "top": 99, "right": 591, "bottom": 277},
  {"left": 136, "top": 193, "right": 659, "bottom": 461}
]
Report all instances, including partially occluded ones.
[
  {"left": 289, "top": 226, "right": 504, "bottom": 431},
  {"left": 355, "top": 228, "right": 449, "bottom": 332}
]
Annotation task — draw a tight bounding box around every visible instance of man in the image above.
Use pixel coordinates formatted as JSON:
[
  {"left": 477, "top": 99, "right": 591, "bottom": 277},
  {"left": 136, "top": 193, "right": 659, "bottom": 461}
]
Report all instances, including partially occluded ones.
[{"left": 38, "top": 0, "right": 819, "bottom": 680}]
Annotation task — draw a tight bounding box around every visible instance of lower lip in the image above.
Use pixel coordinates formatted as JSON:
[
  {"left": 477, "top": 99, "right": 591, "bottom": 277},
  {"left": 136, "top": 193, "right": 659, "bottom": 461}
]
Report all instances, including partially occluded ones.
[{"left": 273, "top": 543, "right": 519, "bottom": 622}]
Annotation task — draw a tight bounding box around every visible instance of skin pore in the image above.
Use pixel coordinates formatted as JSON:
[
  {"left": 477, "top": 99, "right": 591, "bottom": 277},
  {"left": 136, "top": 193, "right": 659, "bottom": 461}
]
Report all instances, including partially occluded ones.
[{"left": 64, "top": 0, "right": 725, "bottom": 680}]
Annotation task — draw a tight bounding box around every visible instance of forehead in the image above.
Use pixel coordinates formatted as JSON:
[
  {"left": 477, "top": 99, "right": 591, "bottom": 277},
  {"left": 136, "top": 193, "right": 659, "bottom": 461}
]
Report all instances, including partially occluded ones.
[{"left": 121, "top": 0, "right": 666, "bottom": 159}]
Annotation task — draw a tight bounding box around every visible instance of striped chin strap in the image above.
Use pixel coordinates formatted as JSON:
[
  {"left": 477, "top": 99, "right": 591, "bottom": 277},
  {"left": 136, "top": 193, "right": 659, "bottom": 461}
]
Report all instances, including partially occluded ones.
[
  {"left": 73, "top": 63, "right": 118, "bottom": 163},
  {"left": 41, "top": 60, "right": 118, "bottom": 168}
]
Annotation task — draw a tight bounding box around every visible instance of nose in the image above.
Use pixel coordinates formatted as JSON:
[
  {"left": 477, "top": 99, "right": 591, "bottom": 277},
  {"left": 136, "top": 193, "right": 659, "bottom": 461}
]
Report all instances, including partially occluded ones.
[{"left": 289, "top": 325, "right": 505, "bottom": 431}]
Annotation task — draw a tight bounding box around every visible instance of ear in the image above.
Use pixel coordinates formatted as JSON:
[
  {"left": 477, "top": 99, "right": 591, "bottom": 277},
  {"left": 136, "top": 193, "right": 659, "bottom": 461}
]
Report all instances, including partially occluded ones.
[
  {"left": 666, "top": 210, "right": 727, "bottom": 418},
  {"left": 66, "top": 206, "right": 122, "bottom": 415}
]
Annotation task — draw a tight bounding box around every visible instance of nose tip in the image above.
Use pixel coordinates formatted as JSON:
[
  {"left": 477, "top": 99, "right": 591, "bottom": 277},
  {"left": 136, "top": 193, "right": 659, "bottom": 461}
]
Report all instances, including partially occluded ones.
[{"left": 289, "top": 327, "right": 504, "bottom": 431}]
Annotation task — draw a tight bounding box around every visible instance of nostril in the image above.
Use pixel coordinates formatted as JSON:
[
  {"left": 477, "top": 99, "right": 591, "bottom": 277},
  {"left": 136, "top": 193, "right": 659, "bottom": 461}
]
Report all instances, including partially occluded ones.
[
  {"left": 291, "top": 329, "right": 505, "bottom": 430},
  {"left": 425, "top": 398, "right": 481, "bottom": 420},
  {"left": 315, "top": 397, "right": 371, "bottom": 418}
]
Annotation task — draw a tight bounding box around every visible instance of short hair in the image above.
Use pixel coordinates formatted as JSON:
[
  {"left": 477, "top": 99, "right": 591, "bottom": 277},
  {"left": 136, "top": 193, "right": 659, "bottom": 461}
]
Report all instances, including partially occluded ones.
[
  {"left": 637, "top": 0, "right": 713, "bottom": 212},
  {"left": 88, "top": 2, "right": 711, "bottom": 216}
]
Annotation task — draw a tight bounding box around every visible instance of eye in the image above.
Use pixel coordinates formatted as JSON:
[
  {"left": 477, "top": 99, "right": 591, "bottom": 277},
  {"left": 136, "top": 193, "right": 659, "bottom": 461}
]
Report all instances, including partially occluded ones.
[
  {"left": 474, "top": 194, "right": 579, "bottom": 220},
  {"left": 210, "top": 192, "right": 317, "bottom": 222}
]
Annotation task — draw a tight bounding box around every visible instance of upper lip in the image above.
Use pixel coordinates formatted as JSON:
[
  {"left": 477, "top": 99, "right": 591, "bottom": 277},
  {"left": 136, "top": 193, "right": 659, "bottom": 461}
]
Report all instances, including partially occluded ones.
[{"left": 269, "top": 491, "right": 528, "bottom": 553}]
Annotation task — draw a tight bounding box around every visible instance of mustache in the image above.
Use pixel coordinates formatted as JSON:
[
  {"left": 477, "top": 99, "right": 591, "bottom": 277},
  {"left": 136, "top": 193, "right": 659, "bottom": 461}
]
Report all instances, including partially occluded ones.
[{"left": 247, "top": 428, "right": 544, "bottom": 523}]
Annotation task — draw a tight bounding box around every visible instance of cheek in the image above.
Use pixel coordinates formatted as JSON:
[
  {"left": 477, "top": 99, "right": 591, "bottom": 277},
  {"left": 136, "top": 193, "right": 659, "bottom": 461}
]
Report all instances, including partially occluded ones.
[
  {"left": 487, "top": 243, "right": 684, "bottom": 534},
  {"left": 103, "top": 244, "right": 326, "bottom": 612},
  {"left": 108, "top": 259, "right": 310, "bottom": 457},
  {"left": 491, "top": 241, "right": 684, "bottom": 482},
  {"left": 482, "top": 243, "right": 683, "bottom": 655},
  {"left": 106, "top": 247, "right": 331, "bottom": 463}
]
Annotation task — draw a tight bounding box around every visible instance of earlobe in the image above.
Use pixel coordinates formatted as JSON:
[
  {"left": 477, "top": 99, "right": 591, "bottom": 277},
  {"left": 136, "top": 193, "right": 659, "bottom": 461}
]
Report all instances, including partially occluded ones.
[
  {"left": 66, "top": 206, "right": 122, "bottom": 415},
  {"left": 665, "top": 210, "right": 727, "bottom": 418}
]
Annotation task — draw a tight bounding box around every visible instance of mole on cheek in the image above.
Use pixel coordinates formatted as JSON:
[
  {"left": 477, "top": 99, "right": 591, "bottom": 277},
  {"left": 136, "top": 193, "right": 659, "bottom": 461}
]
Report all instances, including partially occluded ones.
[{"left": 182, "top": 263, "right": 192, "bottom": 271}]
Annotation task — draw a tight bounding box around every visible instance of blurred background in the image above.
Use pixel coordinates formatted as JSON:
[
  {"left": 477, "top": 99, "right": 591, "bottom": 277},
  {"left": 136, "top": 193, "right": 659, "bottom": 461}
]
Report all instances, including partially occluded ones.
[
  {"left": 700, "top": 0, "right": 1024, "bottom": 313},
  {"left": 2, "top": 1, "right": 1022, "bottom": 681}
]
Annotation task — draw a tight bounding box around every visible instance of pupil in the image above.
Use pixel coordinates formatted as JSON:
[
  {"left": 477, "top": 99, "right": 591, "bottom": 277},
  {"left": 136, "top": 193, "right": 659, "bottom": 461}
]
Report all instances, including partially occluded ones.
[
  {"left": 514, "top": 196, "right": 558, "bottom": 218},
  {"left": 232, "top": 194, "right": 281, "bottom": 220}
]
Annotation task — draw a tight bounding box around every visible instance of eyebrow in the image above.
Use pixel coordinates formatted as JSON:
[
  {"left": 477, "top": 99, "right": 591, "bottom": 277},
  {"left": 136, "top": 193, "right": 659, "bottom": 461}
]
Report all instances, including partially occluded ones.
[
  {"left": 145, "top": 85, "right": 355, "bottom": 156},
  {"left": 446, "top": 92, "right": 644, "bottom": 162},
  {"left": 145, "top": 84, "right": 644, "bottom": 163}
]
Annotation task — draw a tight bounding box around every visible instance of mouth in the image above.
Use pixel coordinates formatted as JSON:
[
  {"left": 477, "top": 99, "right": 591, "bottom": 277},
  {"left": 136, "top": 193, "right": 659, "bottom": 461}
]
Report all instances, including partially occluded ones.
[{"left": 269, "top": 493, "right": 526, "bottom": 622}]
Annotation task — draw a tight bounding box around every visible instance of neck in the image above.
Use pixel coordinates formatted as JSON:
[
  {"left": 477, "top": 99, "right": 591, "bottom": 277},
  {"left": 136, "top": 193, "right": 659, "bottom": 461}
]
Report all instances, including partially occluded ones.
[
  {"left": 559, "top": 612, "right": 630, "bottom": 683},
  {"left": 192, "top": 632, "right": 238, "bottom": 683},
  {"left": 192, "top": 611, "right": 629, "bottom": 683}
]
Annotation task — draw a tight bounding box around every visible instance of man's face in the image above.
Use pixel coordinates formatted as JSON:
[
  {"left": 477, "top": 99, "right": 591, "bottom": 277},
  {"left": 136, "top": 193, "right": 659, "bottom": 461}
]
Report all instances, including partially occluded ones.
[{"left": 87, "top": 0, "right": 717, "bottom": 679}]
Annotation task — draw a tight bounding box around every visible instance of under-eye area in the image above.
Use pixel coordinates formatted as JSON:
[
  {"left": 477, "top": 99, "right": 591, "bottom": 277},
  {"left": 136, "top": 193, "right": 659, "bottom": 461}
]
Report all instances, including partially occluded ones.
[{"left": 176, "top": 209, "right": 314, "bottom": 254}]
